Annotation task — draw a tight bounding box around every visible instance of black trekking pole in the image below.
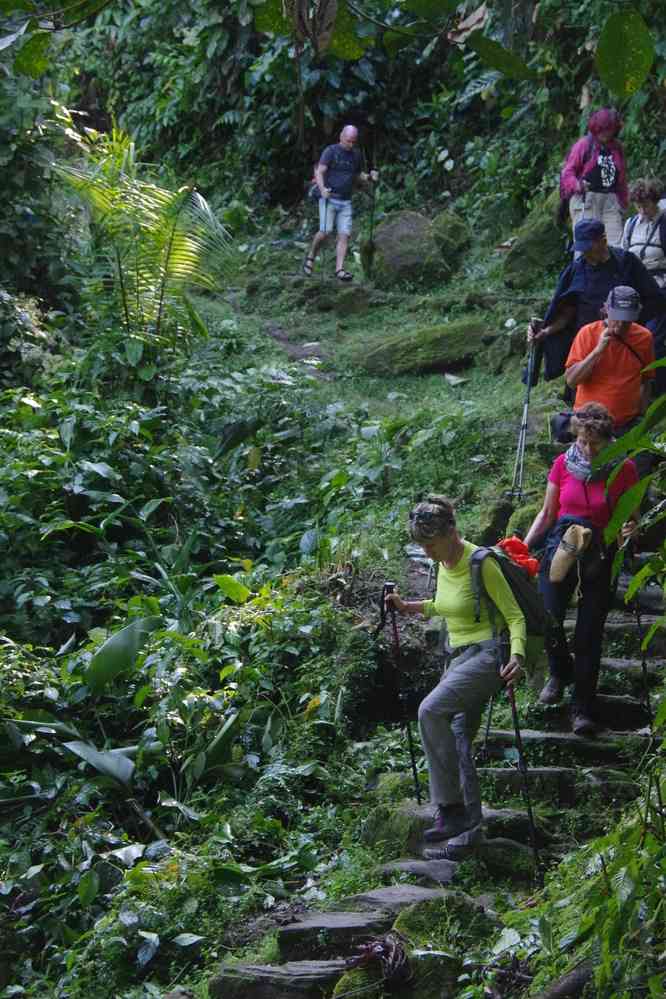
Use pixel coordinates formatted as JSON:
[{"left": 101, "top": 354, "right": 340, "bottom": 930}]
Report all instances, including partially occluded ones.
[
  {"left": 508, "top": 341, "right": 535, "bottom": 502},
  {"left": 375, "top": 582, "right": 423, "bottom": 805},
  {"left": 507, "top": 684, "right": 542, "bottom": 882}
]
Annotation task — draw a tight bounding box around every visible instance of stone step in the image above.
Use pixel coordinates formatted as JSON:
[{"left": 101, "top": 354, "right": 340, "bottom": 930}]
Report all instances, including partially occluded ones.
[
  {"left": 531, "top": 694, "right": 650, "bottom": 732},
  {"left": 601, "top": 656, "right": 661, "bottom": 679},
  {"left": 381, "top": 857, "right": 459, "bottom": 886},
  {"left": 581, "top": 766, "right": 641, "bottom": 803},
  {"left": 614, "top": 581, "right": 663, "bottom": 615},
  {"left": 364, "top": 800, "right": 549, "bottom": 856},
  {"left": 564, "top": 612, "right": 666, "bottom": 654},
  {"left": 329, "top": 884, "right": 446, "bottom": 915},
  {"left": 209, "top": 959, "right": 348, "bottom": 999},
  {"left": 277, "top": 910, "right": 391, "bottom": 961},
  {"left": 424, "top": 837, "right": 536, "bottom": 881},
  {"left": 477, "top": 766, "right": 576, "bottom": 805},
  {"left": 479, "top": 727, "right": 649, "bottom": 765}
]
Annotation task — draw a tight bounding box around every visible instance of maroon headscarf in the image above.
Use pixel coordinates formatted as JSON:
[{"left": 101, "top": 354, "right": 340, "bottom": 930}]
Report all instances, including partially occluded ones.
[{"left": 587, "top": 108, "right": 623, "bottom": 139}]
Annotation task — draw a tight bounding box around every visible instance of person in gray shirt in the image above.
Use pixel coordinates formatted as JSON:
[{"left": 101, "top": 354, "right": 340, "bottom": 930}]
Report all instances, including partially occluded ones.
[{"left": 303, "top": 125, "right": 377, "bottom": 282}]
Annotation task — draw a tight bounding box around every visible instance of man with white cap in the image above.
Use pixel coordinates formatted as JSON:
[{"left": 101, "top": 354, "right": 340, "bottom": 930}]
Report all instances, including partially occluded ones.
[{"left": 565, "top": 285, "right": 655, "bottom": 434}]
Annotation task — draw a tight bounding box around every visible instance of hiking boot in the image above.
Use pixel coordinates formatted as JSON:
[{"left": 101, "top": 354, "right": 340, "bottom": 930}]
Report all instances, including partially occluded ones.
[
  {"left": 539, "top": 676, "right": 564, "bottom": 705},
  {"left": 571, "top": 710, "right": 598, "bottom": 737},
  {"left": 424, "top": 804, "right": 473, "bottom": 843}
]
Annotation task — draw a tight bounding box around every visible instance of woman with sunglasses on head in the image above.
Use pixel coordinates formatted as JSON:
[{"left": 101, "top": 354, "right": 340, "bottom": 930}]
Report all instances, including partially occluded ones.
[{"left": 386, "top": 496, "right": 525, "bottom": 843}]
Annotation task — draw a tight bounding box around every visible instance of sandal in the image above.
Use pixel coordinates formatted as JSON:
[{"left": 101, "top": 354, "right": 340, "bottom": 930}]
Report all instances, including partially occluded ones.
[
  {"left": 302, "top": 256, "right": 315, "bottom": 277},
  {"left": 335, "top": 269, "right": 353, "bottom": 282}
]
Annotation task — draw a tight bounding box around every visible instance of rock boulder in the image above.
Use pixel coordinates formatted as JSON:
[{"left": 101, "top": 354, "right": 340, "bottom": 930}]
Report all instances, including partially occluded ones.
[
  {"left": 357, "top": 316, "right": 486, "bottom": 375},
  {"left": 503, "top": 190, "right": 567, "bottom": 289},
  {"left": 362, "top": 210, "right": 447, "bottom": 288}
]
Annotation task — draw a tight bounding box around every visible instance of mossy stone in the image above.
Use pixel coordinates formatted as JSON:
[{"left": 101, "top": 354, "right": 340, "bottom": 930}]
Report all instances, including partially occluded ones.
[
  {"left": 503, "top": 190, "right": 566, "bottom": 289},
  {"left": 506, "top": 501, "right": 541, "bottom": 539},
  {"left": 332, "top": 966, "right": 381, "bottom": 998},
  {"left": 363, "top": 210, "right": 449, "bottom": 289},
  {"left": 431, "top": 208, "right": 471, "bottom": 265},
  {"left": 357, "top": 316, "right": 485, "bottom": 375},
  {"left": 361, "top": 802, "right": 417, "bottom": 856},
  {"left": 393, "top": 893, "right": 496, "bottom": 952}
]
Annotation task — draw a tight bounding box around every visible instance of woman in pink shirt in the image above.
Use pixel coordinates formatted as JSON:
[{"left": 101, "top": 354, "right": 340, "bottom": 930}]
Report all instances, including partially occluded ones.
[
  {"left": 524, "top": 403, "right": 638, "bottom": 735},
  {"left": 560, "top": 108, "right": 628, "bottom": 248}
]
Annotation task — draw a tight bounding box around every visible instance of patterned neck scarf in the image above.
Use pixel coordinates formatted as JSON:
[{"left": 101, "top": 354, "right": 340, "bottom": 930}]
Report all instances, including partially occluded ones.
[{"left": 564, "top": 441, "right": 615, "bottom": 483}]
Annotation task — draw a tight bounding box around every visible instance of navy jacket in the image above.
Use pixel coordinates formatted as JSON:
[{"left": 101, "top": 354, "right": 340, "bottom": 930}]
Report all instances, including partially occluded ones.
[{"left": 533, "top": 248, "right": 666, "bottom": 383}]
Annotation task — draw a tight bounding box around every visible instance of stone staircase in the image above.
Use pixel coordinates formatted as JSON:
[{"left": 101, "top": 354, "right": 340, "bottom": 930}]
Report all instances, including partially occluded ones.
[{"left": 208, "top": 582, "right": 663, "bottom": 999}]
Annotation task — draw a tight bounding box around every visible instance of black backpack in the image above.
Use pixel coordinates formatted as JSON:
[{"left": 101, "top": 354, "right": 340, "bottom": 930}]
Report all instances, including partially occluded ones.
[{"left": 469, "top": 546, "right": 554, "bottom": 672}]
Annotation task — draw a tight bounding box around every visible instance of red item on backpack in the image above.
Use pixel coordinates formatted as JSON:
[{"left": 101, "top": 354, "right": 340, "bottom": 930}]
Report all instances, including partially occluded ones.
[{"left": 497, "top": 536, "right": 540, "bottom": 578}]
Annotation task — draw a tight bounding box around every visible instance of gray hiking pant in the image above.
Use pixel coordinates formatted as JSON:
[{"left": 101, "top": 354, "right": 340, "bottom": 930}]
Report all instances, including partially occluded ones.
[{"left": 418, "top": 638, "right": 504, "bottom": 822}]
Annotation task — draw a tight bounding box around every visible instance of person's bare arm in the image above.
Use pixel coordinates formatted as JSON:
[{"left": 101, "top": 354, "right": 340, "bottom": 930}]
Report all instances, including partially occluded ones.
[
  {"left": 528, "top": 303, "right": 576, "bottom": 343},
  {"left": 385, "top": 592, "right": 425, "bottom": 616},
  {"left": 565, "top": 327, "right": 611, "bottom": 387},
  {"left": 524, "top": 481, "right": 560, "bottom": 550},
  {"left": 315, "top": 162, "right": 330, "bottom": 197}
]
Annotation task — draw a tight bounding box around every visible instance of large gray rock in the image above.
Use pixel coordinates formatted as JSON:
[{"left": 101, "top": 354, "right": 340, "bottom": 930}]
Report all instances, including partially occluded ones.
[
  {"left": 361, "top": 210, "right": 450, "bottom": 288},
  {"left": 209, "top": 959, "right": 348, "bottom": 999},
  {"left": 356, "top": 316, "right": 486, "bottom": 375},
  {"left": 478, "top": 766, "right": 577, "bottom": 805},
  {"left": 277, "top": 910, "right": 392, "bottom": 960},
  {"left": 503, "top": 190, "right": 566, "bottom": 289},
  {"left": 330, "top": 884, "right": 447, "bottom": 915},
  {"left": 481, "top": 727, "right": 649, "bottom": 765},
  {"left": 381, "top": 857, "right": 459, "bottom": 886}
]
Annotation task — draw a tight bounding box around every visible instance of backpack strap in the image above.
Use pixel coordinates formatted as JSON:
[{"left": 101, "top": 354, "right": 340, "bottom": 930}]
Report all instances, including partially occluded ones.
[
  {"left": 626, "top": 214, "right": 639, "bottom": 249},
  {"left": 470, "top": 547, "right": 495, "bottom": 624}
]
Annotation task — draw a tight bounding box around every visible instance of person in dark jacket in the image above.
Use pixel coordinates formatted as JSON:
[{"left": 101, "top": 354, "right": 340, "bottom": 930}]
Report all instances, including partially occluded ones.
[{"left": 527, "top": 219, "right": 666, "bottom": 386}]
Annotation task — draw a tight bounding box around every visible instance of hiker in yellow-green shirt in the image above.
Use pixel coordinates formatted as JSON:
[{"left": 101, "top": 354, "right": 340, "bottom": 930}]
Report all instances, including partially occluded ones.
[{"left": 386, "top": 496, "right": 525, "bottom": 843}]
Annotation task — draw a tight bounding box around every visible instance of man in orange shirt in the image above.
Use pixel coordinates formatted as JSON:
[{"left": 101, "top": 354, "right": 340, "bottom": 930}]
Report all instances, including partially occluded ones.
[{"left": 565, "top": 285, "right": 654, "bottom": 433}]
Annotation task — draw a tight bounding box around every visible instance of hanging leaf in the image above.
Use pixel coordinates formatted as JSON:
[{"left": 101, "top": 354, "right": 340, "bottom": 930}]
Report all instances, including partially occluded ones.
[
  {"left": 0, "top": 20, "right": 27, "bottom": 53},
  {"left": 214, "top": 574, "right": 251, "bottom": 604},
  {"left": 466, "top": 31, "right": 535, "bottom": 80},
  {"left": 172, "top": 932, "right": 205, "bottom": 947},
  {"left": 603, "top": 476, "right": 652, "bottom": 546},
  {"left": 86, "top": 616, "right": 162, "bottom": 693},
  {"left": 78, "top": 869, "right": 100, "bottom": 906},
  {"left": 13, "top": 32, "right": 51, "bottom": 78},
  {"left": 64, "top": 741, "right": 135, "bottom": 784},
  {"left": 596, "top": 9, "right": 654, "bottom": 100},
  {"left": 136, "top": 931, "right": 160, "bottom": 967}
]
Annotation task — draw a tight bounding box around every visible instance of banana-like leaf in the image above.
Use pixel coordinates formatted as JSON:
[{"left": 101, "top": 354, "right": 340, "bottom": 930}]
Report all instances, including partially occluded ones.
[
  {"left": 86, "top": 616, "right": 162, "bottom": 693},
  {"left": 64, "top": 740, "right": 135, "bottom": 784},
  {"left": 603, "top": 476, "right": 652, "bottom": 546},
  {"left": 596, "top": 9, "right": 654, "bottom": 100}
]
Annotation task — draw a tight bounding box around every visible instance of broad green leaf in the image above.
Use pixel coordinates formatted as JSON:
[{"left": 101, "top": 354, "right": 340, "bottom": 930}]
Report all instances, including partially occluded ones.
[
  {"left": 125, "top": 338, "right": 143, "bottom": 366},
  {"left": 139, "top": 497, "right": 169, "bottom": 521},
  {"left": 214, "top": 574, "right": 251, "bottom": 604},
  {"left": 596, "top": 9, "right": 654, "bottom": 100},
  {"left": 623, "top": 561, "right": 656, "bottom": 605},
  {"left": 182, "top": 293, "right": 210, "bottom": 338},
  {"left": 603, "top": 476, "right": 652, "bottom": 545},
  {"left": 299, "top": 528, "right": 319, "bottom": 554},
  {"left": 13, "top": 31, "right": 50, "bottom": 77},
  {"left": 78, "top": 869, "right": 100, "bottom": 906},
  {"left": 86, "top": 616, "right": 162, "bottom": 693},
  {"left": 254, "top": 0, "right": 290, "bottom": 34},
  {"left": 7, "top": 716, "right": 80, "bottom": 739},
  {"left": 329, "top": 1, "right": 366, "bottom": 60},
  {"left": 64, "top": 740, "right": 135, "bottom": 784},
  {"left": 205, "top": 711, "right": 239, "bottom": 766},
  {"left": 40, "top": 519, "right": 101, "bottom": 539},
  {"left": 466, "top": 32, "right": 535, "bottom": 80}
]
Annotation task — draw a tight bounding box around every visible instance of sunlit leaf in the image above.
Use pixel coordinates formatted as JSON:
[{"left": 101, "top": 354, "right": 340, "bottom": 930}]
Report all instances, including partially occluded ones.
[
  {"left": 254, "top": 0, "right": 290, "bottom": 35},
  {"left": 172, "top": 932, "right": 205, "bottom": 947},
  {"left": 214, "top": 574, "right": 251, "bottom": 604},
  {"left": 86, "top": 616, "right": 162, "bottom": 693},
  {"left": 596, "top": 9, "right": 654, "bottom": 100},
  {"left": 328, "top": 1, "right": 366, "bottom": 60}
]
